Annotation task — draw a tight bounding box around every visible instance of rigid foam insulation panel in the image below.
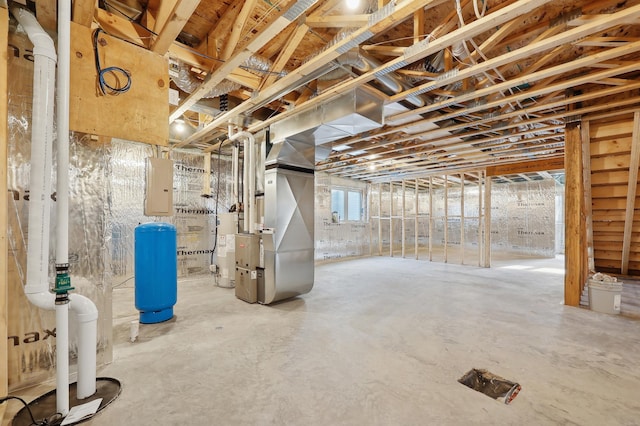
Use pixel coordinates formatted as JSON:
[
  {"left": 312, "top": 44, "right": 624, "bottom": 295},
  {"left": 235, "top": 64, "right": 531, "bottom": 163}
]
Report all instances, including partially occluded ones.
[{"left": 315, "top": 172, "right": 370, "bottom": 261}]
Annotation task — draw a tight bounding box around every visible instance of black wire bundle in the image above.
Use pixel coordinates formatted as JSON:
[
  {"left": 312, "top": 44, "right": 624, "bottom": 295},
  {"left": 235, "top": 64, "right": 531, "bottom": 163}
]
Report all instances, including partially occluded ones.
[
  {"left": 93, "top": 28, "right": 132, "bottom": 96},
  {"left": 0, "top": 395, "right": 62, "bottom": 425}
]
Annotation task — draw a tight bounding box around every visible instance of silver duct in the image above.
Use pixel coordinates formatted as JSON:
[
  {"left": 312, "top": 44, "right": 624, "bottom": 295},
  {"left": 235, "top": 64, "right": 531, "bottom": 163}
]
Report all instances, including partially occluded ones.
[
  {"left": 171, "top": 54, "right": 274, "bottom": 98},
  {"left": 260, "top": 88, "right": 384, "bottom": 304}
]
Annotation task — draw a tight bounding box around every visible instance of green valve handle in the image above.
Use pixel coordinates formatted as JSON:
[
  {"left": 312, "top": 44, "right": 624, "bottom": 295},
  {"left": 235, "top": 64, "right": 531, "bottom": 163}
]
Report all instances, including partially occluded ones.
[{"left": 54, "top": 272, "right": 75, "bottom": 294}]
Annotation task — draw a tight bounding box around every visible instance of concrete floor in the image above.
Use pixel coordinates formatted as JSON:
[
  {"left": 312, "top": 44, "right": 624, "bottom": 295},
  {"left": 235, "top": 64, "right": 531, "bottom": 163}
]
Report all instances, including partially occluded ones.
[{"left": 7, "top": 256, "right": 640, "bottom": 425}]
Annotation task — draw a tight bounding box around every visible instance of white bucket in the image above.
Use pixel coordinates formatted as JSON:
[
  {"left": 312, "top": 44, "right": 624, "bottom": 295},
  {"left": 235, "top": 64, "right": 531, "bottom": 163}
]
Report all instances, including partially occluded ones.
[{"left": 588, "top": 279, "right": 622, "bottom": 314}]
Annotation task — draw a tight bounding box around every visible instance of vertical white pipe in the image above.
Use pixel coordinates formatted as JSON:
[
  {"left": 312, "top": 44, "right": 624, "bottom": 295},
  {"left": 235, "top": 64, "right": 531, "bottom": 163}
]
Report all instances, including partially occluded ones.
[
  {"left": 232, "top": 145, "right": 239, "bottom": 209},
  {"left": 249, "top": 138, "right": 256, "bottom": 234},
  {"left": 69, "top": 294, "right": 98, "bottom": 398},
  {"left": 242, "top": 136, "right": 249, "bottom": 233},
  {"left": 12, "top": 6, "right": 56, "bottom": 301},
  {"left": 55, "top": 305, "right": 69, "bottom": 416},
  {"left": 56, "top": 0, "right": 72, "bottom": 414},
  {"left": 56, "top": 0, "right": 70, "bottom": 265}
]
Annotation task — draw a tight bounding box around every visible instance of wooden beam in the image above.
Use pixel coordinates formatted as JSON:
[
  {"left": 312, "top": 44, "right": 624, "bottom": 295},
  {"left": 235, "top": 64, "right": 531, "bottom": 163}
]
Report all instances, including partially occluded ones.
[
  {"left": 413, "top": 7, "right": 425, "bottom": 43},
  {"left": 170, "top": 0, "right": 318, "bottom": 124},
  {"left": 565, "top": 122, "right": 584, "bottom": 306},
  {"left": 259, "top": 23, "right": 308, "bottom": 90},
  {"left": 1, "top": 5, "right": 9, "bottom": 418},
  {"left": 621, "top": 112, "right": 640, "bottom": 275},
  {"left": 95, "top": 8, "right": 149, "bottom": 47},
  {"left": 306, "top": 14, "right": 368, "bottom": 28},
  {"left": 486, "top": 157, "right": 565, "bottom": 176},
  {"left": 37, "top": 0, "right": 57, "bottom": 31},
  {"left": 151, "top": 0, "right": 201, "bottom": 54},
  {"left": 361, "top": 45, "right": 406, "bottom": 57},
  {"left": 576, "top": 36, "right": 640, "bottom": 47},
  {"left": 392, "top": 4, "right": 640, "bottom": 108},
  {"left": 221, "top": 0, "right": 257, "bottom": 60}
]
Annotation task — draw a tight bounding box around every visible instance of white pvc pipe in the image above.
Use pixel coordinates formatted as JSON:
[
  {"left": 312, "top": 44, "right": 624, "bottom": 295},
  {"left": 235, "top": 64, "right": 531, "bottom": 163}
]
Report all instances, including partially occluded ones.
[
  {"left": 12, "top": 5, "right": 57, "bottom": 305},
  {"left": 57, "top": 0, "right": 98, "bottom": 400},
  {"left": 70, "top": 294, "right": 98, "bottom": 398},
  {"left": 56, "top": 0, "right": 72, "bottom": 414},
  {"left": 228, "top": 128, "right": 256, "bottom": 234},
  {"left": 55, "top": 304, "right": 70, "bottom": 416},
  {"left": 11, "top": 5, "right": 63, "bottom": 415},
  {"left": 249, "top": 139, "right": 256, "bottom": 234},
  {"left": 56, "top": 0, "right": 70, "bottom": 266},
  {"left": 232, "top": 145, "right": 239, "bottom": 210}
]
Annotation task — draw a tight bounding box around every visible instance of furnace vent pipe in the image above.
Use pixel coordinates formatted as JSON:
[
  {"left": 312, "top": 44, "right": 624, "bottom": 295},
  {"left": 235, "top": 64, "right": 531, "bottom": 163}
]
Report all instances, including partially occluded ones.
[{"left": 228, "top": 125, "right": 256, "bottom": 233}]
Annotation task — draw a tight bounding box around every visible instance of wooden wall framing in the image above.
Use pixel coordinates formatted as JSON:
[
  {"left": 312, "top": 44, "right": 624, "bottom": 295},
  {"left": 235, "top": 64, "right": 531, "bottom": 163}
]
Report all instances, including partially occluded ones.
[
  {"left": 370, "top": 174, "right": 489, "bottom": 266},
  {"left": 1, "top": 4, "right": 9, "bottom": 419}
]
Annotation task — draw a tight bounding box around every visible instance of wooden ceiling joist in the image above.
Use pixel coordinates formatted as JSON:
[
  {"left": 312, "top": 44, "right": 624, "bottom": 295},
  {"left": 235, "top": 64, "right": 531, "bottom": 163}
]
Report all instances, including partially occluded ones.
[{"left": 150, "top": 0, "right": 201, "bottom": 54}]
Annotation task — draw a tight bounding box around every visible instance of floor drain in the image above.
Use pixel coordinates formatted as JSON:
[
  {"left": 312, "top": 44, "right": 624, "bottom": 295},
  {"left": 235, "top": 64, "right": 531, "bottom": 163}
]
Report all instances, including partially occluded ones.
[{"left": 458, "top": 368, "right": 521, "bottom": 404}]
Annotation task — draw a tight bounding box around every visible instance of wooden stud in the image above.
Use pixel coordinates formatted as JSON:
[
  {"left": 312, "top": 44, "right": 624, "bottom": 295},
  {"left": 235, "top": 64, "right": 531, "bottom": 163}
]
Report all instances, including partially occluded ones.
[
  {"left": 429, "top": 176, "right": 434, "bottom": 262},
  {"left": 402, "top": 180, "right": 406, "bottom": 258},
  {"left": 378, "top": 183, "right": 382, "bottom": 256},
  {"left": 444, "top": 175, "right": 449, "bottom": 263},
  {"left": 413, "top": 7, "right": 425, "bottom": 44},
  {"left": 581, "top": 121, "right": 595, "bottom": 274},
  {"left": 621, "top": 112, "right": 640, "bottom": 274},
  {"left": 389, "top": 182, "right": 394, "bottom": 257},
  {"left": 565, "top": 122, "right": 584, "bottom": 306},
  {"left": 478, "top": 171, "right": 483, "bottom": 267},
  {"left": 460, "top": 173, "right": 465, "bottom": 265},
  {"left": 369, "top": 185, "right": 373, "bottom": 257},
  {"left": 1, "top": 5, "right": 9, "bottom": 415},
  {"left": 483, "top": 172, "right": 492, "bottom": 268},
  {"left": 415, "top": 178, "right": 419, "bottom": 260}
]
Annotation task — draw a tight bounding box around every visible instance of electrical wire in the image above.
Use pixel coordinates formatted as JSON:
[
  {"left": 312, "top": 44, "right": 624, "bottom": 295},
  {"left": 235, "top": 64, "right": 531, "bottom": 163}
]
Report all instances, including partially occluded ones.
[
  {"left": 209, "top": 142, "right": 224, "bottom": 266},
  {"left": 93, "top": 28, "right": 132, "bottom": 96},
  {"left": 0, "top": 395, "right": 63, "bottom": 425}
]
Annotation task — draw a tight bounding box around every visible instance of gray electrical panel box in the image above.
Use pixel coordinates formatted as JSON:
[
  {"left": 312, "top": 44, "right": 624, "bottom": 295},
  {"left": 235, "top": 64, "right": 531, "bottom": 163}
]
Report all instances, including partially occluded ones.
[
  {"left": 144, "top": 157, "right": 173, "bottom": 216},
  {"left": 235, "top": 233, "right": 260, "bottom": 270}
]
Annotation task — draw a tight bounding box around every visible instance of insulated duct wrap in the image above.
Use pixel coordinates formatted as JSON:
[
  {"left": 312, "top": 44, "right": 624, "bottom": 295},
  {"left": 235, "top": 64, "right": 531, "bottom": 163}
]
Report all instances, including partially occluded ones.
[{"left": 171, "top": 54, "right": 274, "bottom": 98}]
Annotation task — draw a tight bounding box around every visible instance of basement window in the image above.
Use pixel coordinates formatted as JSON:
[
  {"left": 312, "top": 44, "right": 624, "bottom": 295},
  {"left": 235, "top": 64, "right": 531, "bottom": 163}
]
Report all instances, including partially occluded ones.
[{"left": 331, "top": 188, "right": 363, "bottom": 222}]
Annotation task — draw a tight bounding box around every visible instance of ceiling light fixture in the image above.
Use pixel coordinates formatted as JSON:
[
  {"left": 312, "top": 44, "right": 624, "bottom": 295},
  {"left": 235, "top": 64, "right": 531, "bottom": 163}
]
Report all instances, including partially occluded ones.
[
  {"left": 346, "top": 0, "right": 360, "bottom": 10},
  {"left": 174, "top": 119, "right": 185, "bottom": 134}
]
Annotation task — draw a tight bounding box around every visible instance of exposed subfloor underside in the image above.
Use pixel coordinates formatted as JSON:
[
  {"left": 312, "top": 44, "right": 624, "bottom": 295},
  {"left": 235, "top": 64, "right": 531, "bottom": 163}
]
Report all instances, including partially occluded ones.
[{"left": 9, "top": 256, "right": 640, "bottom": 425}]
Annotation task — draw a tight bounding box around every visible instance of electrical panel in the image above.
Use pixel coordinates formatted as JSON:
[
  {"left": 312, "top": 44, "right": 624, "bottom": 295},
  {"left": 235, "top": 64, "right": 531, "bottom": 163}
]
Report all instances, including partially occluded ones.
[{"left": 144, "top": 157, "right": 173, "bottom": 216}]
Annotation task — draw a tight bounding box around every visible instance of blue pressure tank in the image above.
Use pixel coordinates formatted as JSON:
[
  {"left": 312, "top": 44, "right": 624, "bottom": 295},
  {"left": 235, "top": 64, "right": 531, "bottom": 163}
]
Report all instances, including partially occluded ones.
[{"left": 134, "top": 223, "right": 177, "bottom": 324}]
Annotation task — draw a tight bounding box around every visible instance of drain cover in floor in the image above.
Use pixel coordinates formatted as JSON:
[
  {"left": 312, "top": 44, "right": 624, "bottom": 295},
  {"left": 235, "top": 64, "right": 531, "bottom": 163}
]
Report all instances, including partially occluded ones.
[{"left": 458, "top": 368, "right": 521, "bottom": 404}]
